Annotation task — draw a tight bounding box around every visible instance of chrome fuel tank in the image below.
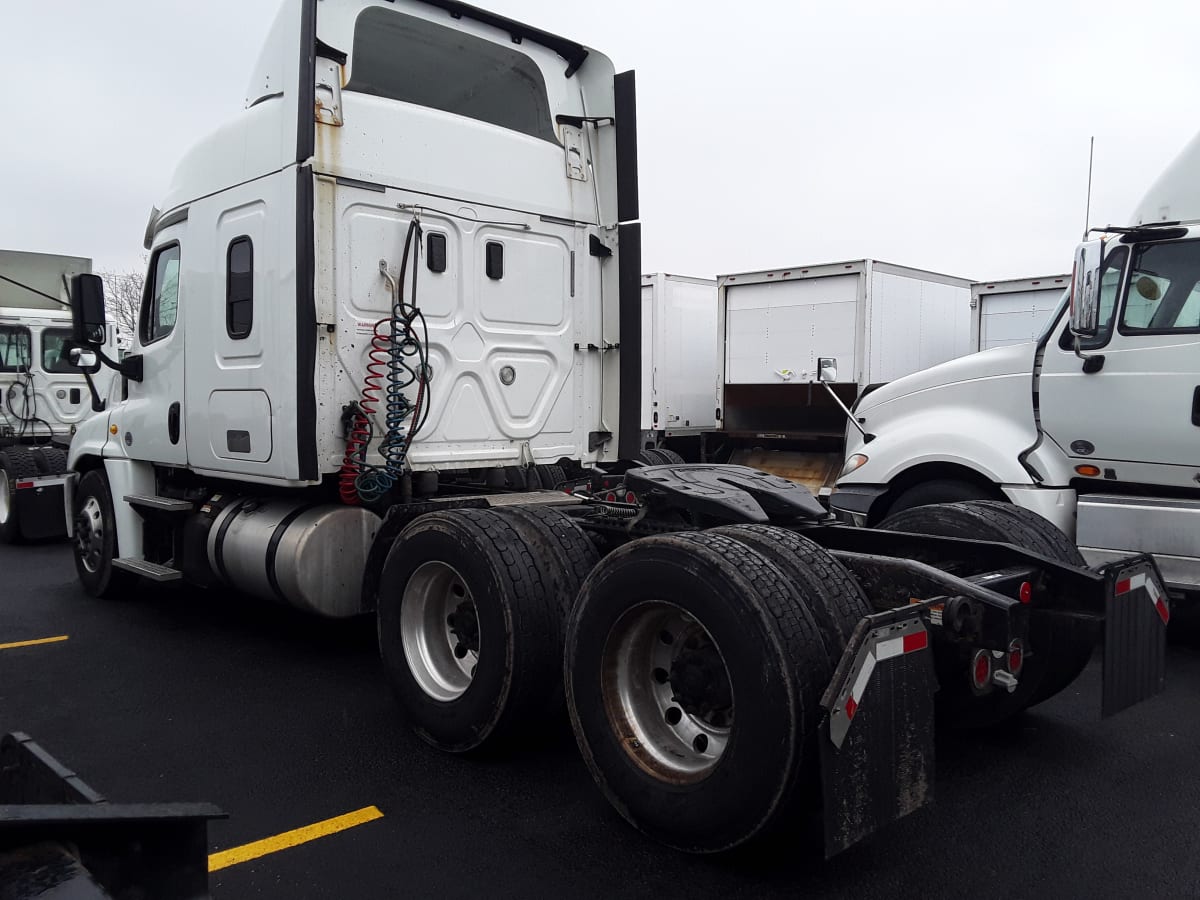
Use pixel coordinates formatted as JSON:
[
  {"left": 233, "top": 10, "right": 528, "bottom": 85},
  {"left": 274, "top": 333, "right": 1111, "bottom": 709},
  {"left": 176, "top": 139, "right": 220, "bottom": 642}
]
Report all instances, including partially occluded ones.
[{"left": 206, "top": 498, "right": 380, "bottom": 617}]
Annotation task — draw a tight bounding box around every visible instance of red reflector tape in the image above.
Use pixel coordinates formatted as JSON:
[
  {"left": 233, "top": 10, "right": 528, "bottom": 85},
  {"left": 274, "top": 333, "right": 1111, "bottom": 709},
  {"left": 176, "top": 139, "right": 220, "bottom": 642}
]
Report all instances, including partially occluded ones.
[
  {"left": 1154, "top": 598, "right": 1170, "bottom": 625},
  {"left": 877, "top": 628, "right": 930, "bottom": 661},
  {"left": 15, "top": 481, "right": 35, "bottom": 489},
  {"left": 844, "top": 696, "right": 858, "bottom": 721},
  {"left": 903, "top": 630, "right": 928, "bottom": 654},
  {"left": 1117, "top": 571, "right": 1170, "bottom": 625}
]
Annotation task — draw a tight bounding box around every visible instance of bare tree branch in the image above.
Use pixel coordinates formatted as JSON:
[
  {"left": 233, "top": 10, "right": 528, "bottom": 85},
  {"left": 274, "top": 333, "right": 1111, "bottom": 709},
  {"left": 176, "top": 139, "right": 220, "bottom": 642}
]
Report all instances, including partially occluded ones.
[{"left": 98, "top": 264, "right": 145, "bottom": 344}]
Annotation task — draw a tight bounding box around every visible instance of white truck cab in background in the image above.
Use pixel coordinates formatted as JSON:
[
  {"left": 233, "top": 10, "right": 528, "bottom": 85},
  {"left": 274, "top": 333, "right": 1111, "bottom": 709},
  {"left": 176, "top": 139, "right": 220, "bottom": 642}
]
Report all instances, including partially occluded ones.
[
  {"left": 0, "top": 250, "right": 118, "bottom": 542},
  {"left": 833, "top": 128, "right": 1200, "bottom": 600}
]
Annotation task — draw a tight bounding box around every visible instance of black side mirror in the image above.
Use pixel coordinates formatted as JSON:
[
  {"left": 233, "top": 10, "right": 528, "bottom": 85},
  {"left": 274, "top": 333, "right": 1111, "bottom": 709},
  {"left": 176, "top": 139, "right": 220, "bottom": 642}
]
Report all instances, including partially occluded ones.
[{"left": 70, "top": 273, "right": 107, "bottom": 346}]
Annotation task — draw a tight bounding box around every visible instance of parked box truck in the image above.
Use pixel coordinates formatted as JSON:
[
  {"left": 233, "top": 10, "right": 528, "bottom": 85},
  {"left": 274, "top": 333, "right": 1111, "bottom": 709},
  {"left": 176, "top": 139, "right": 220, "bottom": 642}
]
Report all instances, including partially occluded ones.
[
  {"left": 638, "top": 273, "right": 717, "bottom": 460},
  {"left": 971, "top": 274, "right": 1070, "bottom": 351},
  {"left": 710, "top": 259, "right": 972, "bottom": 492}
]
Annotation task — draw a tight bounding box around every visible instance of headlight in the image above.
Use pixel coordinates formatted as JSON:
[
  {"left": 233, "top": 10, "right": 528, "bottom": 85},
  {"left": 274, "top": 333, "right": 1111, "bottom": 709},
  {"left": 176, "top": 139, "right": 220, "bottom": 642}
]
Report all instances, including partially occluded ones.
[{"left": 840, "top": 453, "right": 869, "bottom": 477}]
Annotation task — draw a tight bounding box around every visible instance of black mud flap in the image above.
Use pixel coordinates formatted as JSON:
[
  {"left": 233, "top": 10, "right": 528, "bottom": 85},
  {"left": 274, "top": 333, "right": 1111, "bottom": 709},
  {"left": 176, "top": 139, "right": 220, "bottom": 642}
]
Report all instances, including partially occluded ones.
[
  {"left": 819, "top": 609, "right": 937, "bottom": 858},
  {"left": 15, "top": 482, "right": 66, "bottom": 541},
  {"left": 1101, "top": 556, "right": 1169, "bottom": 718}
]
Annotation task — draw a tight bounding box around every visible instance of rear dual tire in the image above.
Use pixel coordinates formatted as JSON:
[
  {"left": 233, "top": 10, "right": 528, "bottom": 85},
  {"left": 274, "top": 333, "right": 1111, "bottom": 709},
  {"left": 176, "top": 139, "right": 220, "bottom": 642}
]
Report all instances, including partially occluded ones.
[
  {"left": 638, "top": 448, "right": 685, "bottom": 466},
  {"left": 0, "top": 448, "right": 40, "bottom": 545},
  {"left": 378, "top": 506, "right": 594, "bottom": 752},
  {"left": 878, "top": 500, "right": 1094, "bottom": 726},
  {"left": 566, "top": 530, "right": 855, "bottom": 853}
]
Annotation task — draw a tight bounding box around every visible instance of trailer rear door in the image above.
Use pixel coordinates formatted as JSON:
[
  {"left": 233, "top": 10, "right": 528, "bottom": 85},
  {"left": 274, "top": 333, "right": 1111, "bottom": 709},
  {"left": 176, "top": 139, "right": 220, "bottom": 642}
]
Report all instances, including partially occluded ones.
[
  {"left": 979, "top": 287, "right": 1065, "bottom": 350},
  {"left": 724, "top": 275, "right": 859, "bottom": 385}
]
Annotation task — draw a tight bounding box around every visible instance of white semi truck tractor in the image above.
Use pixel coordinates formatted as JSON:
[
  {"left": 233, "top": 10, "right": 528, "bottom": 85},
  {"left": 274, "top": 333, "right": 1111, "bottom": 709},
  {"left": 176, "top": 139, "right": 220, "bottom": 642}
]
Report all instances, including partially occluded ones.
[
  {"left": 62, "top": 0, "right": 1170, "bottom": 859},
  {"left": 0, "top": 249, "right": 118, "bottom": 543},
  {"left": 832, "top": 128, "right": 1200, "bottom": 606}
]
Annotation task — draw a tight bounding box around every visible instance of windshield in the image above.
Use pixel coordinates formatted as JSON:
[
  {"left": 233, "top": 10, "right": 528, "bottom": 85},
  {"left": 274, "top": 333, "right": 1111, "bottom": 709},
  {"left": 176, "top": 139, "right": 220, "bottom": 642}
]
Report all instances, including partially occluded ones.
[{"left": 1120, "top": 239, "right": 1200, "bottom": 333}]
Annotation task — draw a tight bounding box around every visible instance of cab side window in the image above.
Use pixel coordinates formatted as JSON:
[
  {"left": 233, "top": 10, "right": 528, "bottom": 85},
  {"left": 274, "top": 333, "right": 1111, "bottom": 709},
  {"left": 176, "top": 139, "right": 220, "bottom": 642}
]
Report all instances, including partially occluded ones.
[
  {"left": 226, "top": 237, "right": 253, "bottom": 339},
  {"left": 141, "top": 244, "right": 181, "bottom": 344},
  {"left": 1120, "top": 240, "right": 1200, "bottom": 334}
]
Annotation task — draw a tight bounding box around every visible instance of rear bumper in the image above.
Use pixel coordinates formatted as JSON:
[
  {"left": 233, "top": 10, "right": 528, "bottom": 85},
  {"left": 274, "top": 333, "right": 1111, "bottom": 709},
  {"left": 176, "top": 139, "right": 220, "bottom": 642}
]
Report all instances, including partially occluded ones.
[{"left": 828, "top": 484, "right": 887, "bottom": 527}]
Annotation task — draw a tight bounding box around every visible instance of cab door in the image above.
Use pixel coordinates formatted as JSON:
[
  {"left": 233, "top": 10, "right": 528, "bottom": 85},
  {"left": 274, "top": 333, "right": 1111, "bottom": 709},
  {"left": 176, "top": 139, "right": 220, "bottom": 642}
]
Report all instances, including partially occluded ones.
[
  {"left": 1039, "top": 238, "right": 1200, "bottom": 484},
  {"left": 119, "top": 235, "right": 188, "bottom": 465}
]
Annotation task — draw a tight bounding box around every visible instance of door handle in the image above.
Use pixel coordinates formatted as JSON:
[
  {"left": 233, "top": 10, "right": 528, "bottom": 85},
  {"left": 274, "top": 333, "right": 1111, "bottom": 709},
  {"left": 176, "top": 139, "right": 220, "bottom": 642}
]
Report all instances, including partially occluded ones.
[
  {"left": 168, "top": 402, "right": 181, "bottom": 445},
  {"left": 1193, "top": 387, "right": 1200, "bottom": 427}
]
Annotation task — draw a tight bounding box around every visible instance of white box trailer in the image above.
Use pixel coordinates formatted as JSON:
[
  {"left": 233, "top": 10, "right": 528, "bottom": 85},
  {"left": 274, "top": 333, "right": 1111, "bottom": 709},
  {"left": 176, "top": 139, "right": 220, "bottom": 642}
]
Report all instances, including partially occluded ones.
[
  {"left": 638, "top": 273, "right": 717, "bottom": 457},
  {"left": 712, "top": 259, "right": 972, "bottom": 491},
  {"left": 970, "top": 274, "right": 1070, "bottom": 351}
]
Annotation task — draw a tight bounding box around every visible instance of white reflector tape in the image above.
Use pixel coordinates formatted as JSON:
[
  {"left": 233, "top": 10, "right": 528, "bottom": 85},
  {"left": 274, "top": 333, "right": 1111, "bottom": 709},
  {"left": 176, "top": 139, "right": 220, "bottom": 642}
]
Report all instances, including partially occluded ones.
[
  {"left": 1116, "top": 570, "right": 1170, "bottom": 625},
  {"left": 829, "top": 621, "right": 931, "bottom": 748}
]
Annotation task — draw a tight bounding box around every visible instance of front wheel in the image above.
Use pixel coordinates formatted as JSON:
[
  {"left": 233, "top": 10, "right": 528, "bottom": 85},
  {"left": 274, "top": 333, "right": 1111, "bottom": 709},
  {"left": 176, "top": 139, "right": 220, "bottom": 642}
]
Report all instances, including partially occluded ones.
[{"left": 72, "top": 469, "right": 137, "bottom": 598}]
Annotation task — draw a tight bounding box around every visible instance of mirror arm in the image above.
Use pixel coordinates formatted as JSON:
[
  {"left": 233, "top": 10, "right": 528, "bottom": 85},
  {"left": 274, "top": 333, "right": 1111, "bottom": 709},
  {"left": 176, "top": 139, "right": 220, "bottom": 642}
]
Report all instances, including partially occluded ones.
[
  {"left": 81, "top": 369, "right": 106, "bottom": 413},
  {"left": 1071, "top": 335, "right": 1106, "bottom": 373},
  {"left": 818, "top": 380, "right": 875, "bottom": 444},
  {"left": 92, "top": 347, "right": 143, "bottom": 382}
]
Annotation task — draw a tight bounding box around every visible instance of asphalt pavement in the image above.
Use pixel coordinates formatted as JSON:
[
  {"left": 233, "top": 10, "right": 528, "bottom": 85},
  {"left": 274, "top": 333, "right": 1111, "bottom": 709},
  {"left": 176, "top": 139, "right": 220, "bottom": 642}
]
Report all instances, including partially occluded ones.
[{"left": 2, "top": 538, "right": 1199, "bottom": 898}]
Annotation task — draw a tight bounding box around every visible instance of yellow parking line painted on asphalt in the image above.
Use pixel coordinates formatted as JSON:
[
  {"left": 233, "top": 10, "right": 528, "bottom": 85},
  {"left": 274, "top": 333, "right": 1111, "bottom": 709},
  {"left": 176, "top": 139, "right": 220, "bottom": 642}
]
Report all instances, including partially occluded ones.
[
  {"left": 208, "top": 806, "right": 384, "bottom": 872},
  {"left": 0, "top": 635, "right": 69, "bottom": 651}
]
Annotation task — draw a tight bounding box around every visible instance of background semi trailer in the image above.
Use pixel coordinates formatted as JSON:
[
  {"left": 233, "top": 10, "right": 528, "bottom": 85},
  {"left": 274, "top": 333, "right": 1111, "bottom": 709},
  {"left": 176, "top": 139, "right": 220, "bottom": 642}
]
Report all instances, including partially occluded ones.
[
  {"left": 971, "top": 273, "right": 1071, "bottom": 351},
  {"left": 707, "top": 259, "right": 973, "bottom": 493},
  {"left": 638, "top": 273, "right": 717, "bottom": 461},
  {"left": 60, "top": 0, "right": 1168, "bottom": 862},
  {"left": 0, "top": 249, "right": 118, "bottom": 542},
  {"left": 833, "top": 127, "right": 1200, "bottom": 603}
]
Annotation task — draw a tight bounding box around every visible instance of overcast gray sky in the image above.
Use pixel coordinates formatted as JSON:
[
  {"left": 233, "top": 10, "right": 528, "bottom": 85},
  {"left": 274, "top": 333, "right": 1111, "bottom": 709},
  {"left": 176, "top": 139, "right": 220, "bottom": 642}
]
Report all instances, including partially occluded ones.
[{"left": 5, "top": 1, "right": 1200, "bottom": 282}]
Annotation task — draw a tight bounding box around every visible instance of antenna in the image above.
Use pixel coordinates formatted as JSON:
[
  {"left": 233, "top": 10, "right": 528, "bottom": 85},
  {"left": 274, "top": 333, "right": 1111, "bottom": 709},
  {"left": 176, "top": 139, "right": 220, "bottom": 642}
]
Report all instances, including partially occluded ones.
[{"left": 1083, "top": 135, "right": 1095, "bottom": 239}]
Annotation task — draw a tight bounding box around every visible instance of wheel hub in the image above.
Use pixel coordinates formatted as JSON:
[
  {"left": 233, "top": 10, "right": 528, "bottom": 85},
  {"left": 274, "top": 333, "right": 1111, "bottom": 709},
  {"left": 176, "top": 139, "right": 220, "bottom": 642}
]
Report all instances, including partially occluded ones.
[
  {"left": 668, "top": 640, "right": 733, "bottom": 724},
  {"left": 75, "top": 496, "right": 104, "bottom": 574},
  {"left": 399, "top": 561, "right": 479, "bottom": 702},
  {"left": 601, "top": 601, "right": 735, "bottom": 784},
  {"left": 446, "top": 600, "right": 480, "bottom": 659}
]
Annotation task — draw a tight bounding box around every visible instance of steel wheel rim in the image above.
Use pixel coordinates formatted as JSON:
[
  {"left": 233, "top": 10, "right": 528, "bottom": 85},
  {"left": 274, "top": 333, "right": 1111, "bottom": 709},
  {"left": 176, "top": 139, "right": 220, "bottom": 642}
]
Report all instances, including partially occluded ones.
[
  {"left": 0, "top": 470, "right": 9, "bottom": 525},
  {"left": 400, "top": 560, "right": 479, "bottom": 702},
  {"left": 601, "top": 600, "right": 734, "bottom": 784},
  {"left": 75, "top": 496, "right": 104, "bottom": 574}
]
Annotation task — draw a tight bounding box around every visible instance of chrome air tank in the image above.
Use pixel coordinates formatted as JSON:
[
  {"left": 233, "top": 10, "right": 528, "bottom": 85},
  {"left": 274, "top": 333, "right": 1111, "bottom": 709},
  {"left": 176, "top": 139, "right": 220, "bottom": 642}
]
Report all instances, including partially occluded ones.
[{"left": 206, "top": 498, "right": 380, "bottom": 618}]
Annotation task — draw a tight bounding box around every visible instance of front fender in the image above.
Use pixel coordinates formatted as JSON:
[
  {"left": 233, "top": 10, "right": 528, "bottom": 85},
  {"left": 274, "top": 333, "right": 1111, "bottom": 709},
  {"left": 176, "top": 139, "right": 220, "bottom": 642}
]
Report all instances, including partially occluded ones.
[
  {"left": 67, "top": 407, "right": 114, "bottom": 470},
  {"left": 842, "top": 392, "right": 1038, "bottom": 488}
]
